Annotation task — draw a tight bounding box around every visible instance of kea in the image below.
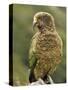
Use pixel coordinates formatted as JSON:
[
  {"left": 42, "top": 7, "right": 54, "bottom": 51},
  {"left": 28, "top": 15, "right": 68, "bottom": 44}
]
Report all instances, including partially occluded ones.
[{"left": 29, "top": 12, "right": 63, "bottom": 83}]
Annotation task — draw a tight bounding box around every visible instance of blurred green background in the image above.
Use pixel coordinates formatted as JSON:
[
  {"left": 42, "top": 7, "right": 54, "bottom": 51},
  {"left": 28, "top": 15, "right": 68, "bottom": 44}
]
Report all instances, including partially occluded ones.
[{"left": 12, "top": 4, "right": 66, "bottom": 85}]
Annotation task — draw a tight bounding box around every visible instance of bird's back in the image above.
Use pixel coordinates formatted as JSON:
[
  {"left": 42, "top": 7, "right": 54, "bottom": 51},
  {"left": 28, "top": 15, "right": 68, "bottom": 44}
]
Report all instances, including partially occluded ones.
[{"left": 33, "top": 31, "right": 62, "bottom": 79}]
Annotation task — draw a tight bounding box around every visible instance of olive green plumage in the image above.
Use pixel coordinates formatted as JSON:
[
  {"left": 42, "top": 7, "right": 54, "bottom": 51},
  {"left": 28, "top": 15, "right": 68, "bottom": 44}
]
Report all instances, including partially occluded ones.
[{"left": 29, "top": 12, "right": 63, "bottom": 83}]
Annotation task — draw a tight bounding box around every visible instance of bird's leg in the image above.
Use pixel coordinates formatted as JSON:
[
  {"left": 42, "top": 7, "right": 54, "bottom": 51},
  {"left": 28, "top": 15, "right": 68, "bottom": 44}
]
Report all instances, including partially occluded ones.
[
  {"left": 42, "top": 74, "right": 54, "bottom": 84},
  {"left": 45, "top": 75, "right": 54, "bottom": 84}
]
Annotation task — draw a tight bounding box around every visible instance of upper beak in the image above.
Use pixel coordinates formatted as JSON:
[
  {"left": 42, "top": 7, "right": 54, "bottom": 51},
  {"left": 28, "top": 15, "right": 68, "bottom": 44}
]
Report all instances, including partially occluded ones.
[{"left": 33, "top": 21, "right": 37, "bottom": 30}]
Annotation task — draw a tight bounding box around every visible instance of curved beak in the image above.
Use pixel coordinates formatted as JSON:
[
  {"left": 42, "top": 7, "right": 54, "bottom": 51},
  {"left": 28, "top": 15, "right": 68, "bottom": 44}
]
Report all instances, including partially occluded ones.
[{"left": 33, "top": 21, "right": 37, "bottom": 30}]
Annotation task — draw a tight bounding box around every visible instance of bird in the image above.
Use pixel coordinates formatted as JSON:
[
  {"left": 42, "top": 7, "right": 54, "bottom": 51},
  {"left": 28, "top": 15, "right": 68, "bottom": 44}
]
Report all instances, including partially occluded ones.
[{"left": 29, "top": 12, "right": 63, "bottom": 83}]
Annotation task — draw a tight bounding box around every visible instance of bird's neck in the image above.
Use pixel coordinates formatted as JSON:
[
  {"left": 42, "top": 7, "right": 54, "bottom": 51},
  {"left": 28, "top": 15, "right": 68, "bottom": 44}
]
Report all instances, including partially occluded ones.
[{"left": 39, "top": 25, "right": 56, "bottom": 34}]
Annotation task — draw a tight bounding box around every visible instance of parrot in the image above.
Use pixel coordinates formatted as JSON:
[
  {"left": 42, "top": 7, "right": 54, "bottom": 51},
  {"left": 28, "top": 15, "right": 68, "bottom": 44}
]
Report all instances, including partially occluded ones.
[{"left": 29, "top": 12, "right": 63, "bottom": 83}]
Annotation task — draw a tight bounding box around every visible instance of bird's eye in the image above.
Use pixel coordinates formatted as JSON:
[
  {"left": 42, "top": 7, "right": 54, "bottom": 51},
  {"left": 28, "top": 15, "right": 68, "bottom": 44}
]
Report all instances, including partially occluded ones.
[{"left": 38, "top": 16, "right": 41, "bottom": 19}]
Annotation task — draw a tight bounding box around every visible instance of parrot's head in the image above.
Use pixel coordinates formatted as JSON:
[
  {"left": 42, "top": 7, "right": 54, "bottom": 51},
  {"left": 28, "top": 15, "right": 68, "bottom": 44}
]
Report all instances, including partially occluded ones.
[{"left": 33, "top": 12, "right": 55, "bottom": 32}]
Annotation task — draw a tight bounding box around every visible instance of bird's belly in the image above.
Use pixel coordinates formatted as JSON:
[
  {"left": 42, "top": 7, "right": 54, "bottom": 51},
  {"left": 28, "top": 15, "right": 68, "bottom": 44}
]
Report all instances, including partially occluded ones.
[{"left": 34, "top": 37, "right": 61, "bottom": 79}]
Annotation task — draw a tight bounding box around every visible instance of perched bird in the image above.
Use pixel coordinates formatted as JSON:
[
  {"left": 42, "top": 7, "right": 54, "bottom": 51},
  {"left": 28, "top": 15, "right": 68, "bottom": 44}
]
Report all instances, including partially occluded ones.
[{"left": 29, "top": 12, "right": 63, "bottom": 83}]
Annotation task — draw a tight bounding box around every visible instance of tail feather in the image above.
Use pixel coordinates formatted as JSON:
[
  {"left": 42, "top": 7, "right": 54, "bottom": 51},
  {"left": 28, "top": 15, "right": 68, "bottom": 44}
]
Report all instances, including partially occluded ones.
[{"left": 29, "top": 71, "right": 36, "bottom": 83}]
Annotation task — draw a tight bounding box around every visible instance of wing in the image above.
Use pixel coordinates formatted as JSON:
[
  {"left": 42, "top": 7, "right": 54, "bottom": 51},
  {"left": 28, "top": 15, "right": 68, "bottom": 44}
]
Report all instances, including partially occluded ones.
[
  {"left": 29, "top": 33, "right": 39, "bottom": 82},
  {"left": 29, "top": 34, "right": 37, "bottom": 70}
]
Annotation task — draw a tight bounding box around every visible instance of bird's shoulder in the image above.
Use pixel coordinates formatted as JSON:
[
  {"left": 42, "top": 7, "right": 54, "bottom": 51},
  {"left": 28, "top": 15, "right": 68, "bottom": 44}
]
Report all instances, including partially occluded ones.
[
  {"left": 32, "top": 32, "right": 40, "bottom": 40},
  {"left": 29, "top": 32, "right": 39, "bottom": 57},
  {"left": 30, "top": 32, "right": 40, "bottom": 49}
]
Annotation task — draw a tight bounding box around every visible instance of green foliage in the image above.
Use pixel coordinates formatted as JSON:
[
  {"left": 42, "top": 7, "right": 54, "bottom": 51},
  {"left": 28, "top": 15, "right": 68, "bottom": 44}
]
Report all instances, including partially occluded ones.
[{"left": 12, "top": 4, "right": 66, "bottom": 85}]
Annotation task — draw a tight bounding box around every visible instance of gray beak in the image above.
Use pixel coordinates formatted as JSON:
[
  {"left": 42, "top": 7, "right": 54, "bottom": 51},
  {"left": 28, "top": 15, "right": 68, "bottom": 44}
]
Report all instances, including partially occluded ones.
[{"left": 33, "top": 21, "right": 37, "bottom": 30}]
